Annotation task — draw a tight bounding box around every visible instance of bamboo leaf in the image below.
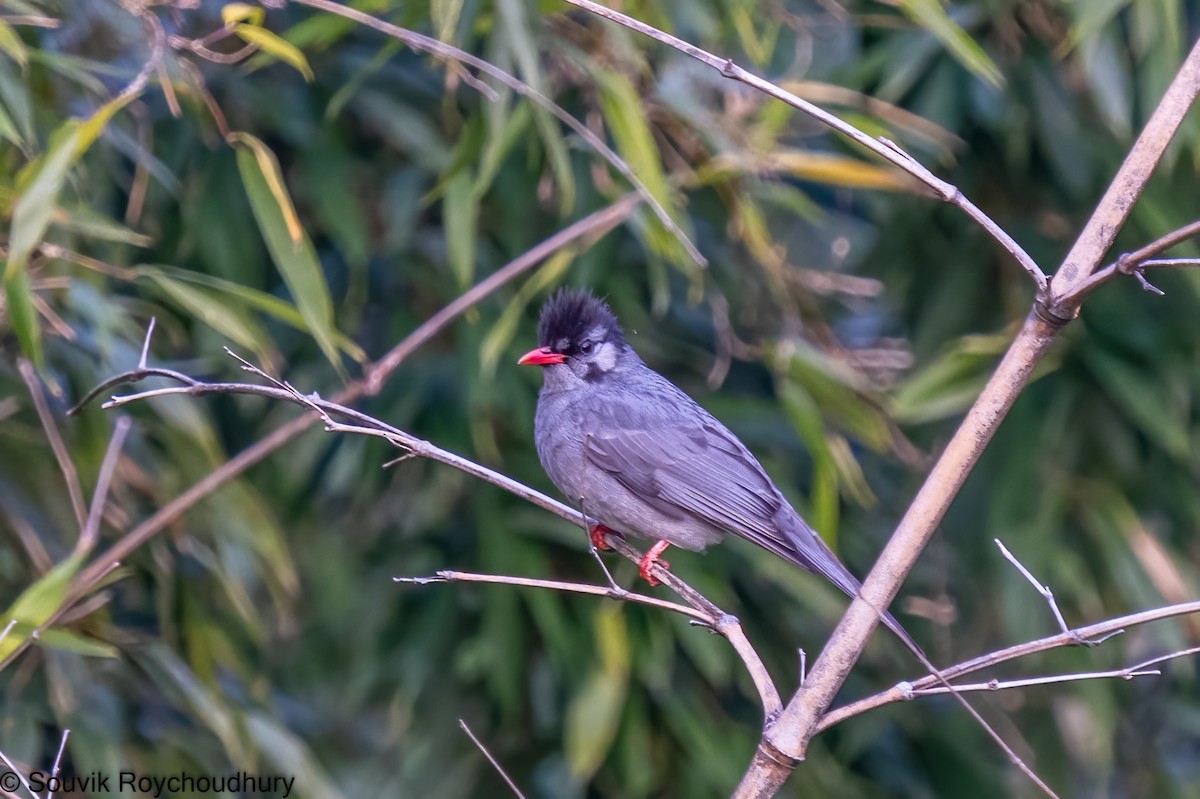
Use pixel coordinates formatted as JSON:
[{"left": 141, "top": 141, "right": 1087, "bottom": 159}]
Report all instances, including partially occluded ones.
[
  {"left": 0, "top": 551, "right": 86, "bottom": 661},
  {"left": 899, "top": 0, "right": 1003, "bottom": 87},
  {"left": 221, "top": 2, "right": 264, "bottom": 27},
  {"left": 232, "top": 24, "right": 314, "bottom": 82},
  {"left": 231, "top": 132, "right": 345, "bottom": 377}
]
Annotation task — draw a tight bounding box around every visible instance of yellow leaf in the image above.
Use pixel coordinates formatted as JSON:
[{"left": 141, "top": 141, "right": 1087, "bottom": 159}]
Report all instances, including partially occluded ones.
[
  {"left": 228, "top": 132, "right": 304, "bottom": 246},
  {"left": 221, "top": 3, "right": 264, "bottom": 27},
  {"left": 232, "top": 24, "right": 314, "bottom": 82}
]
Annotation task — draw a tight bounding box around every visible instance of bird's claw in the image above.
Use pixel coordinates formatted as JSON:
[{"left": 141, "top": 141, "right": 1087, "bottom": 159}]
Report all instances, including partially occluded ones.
[
  {"left": 589, "top": 524, "right": 613, "bottom": 551},
  {"left": 638, "top": 540, "right": 671, "bottom": 586}
]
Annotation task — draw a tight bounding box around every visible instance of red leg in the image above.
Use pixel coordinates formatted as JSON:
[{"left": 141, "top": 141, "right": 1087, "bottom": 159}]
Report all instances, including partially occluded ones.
[
  {"left": 638, "top": 540, "right": 671, "bottom": 586},
  {"left": 589, "top": 524, "right": 613, "bottom": 551}
]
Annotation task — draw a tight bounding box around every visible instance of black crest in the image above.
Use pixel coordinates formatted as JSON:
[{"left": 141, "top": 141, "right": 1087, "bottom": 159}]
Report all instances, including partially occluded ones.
[{"left": 537, "top": 289, "right": 624, "bottom": 350}]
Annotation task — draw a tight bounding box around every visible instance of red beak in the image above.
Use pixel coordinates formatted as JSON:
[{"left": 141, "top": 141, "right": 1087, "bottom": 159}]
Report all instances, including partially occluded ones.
[{"left": 518, "top": 346, "right": 566, "bottom": 366}]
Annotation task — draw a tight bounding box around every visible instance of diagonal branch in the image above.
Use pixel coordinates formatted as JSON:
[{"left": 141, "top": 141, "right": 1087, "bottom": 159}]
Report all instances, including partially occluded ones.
[
  {"left": 562, "top": 0, "right": 1046, "bottom": 291},
  {"left": 18, "top": 358, "right": 87, "bottom": 531},
  {"left": 733, "top": 31, "right": 1200, "bottom": 799}
]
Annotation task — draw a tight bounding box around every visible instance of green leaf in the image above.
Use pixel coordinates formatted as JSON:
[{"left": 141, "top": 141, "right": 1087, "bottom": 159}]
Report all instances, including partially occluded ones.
[
  {"left": 496, "top": 0, "right": 574, "bottom": 212},
  {"left": 596, "top": 69, "right": 691, "bottom": 270},
  {"left": 893, "top": 335, "right": 1008, "bottom": 424},
  {"left": 5, "top": 91, "right": 137, "bottom": 369},
  {"left": 145, "top": 272, "right": 278, "bottom": 369},
  {"left": 232, "top": 24, "right": 314, "bottom": 82},
  {"left": 0, "top": 551, "right": 86, "bottom": 662},
  {"left": 443, "top": 170, "right": 477, "bottom": 290},
  {"left": 432, "top": 0, "right": 465, "bottom": 42},
  {"left": 4, "top": 266, "right": 40, "bottom": 370},
  {"left": 0, "top": 19, "right": 27, "bottom": 68},
  {"left": 899, "top": 0, "right": 1003, "bottom": 87},
  {"left": 54, "top": 204, "right": 153, "bottom": 246},
  {"left": 1085, "top": 347, "right": 1191, "bottom": 462},
  {"left": 137, "top": 265, "right": 366, "bottom": 362},
  {"left": 0, "top": 94, "right": 21, "bottom": 146},
  {"left": 784, "top": 342, "right": 893, "bottom": 453},
  {"left": 36, "top": 628, "right": 118, "bottom": 658},
  {"left": 245, "top": 713, "right": 348, "bottom": 799},
  {"left": 565, "top": 605, "right": 628, "bottom": 779},
  {"left": 6, "top": 120, "right": 80, "bottom": 281},
  {"left": 231, "top": 132, "right": 345, "bottom": 377}
]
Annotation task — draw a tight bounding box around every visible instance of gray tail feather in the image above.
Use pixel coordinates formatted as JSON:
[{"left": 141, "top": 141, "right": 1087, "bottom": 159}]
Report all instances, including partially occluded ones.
[{"left": 778, "top": 516, "right": 920, "bottom": 653}]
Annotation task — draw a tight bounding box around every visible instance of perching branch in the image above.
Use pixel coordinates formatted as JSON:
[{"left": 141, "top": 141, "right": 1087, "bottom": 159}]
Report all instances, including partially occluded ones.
[{"left": 63, "top": 350, "right": 784, "bottom": 722}]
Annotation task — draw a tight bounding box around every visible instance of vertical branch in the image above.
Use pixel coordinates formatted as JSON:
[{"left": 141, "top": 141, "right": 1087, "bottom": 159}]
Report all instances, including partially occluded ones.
[{"left": 735, "top": 32, "right": 1200, "bottom": 799}]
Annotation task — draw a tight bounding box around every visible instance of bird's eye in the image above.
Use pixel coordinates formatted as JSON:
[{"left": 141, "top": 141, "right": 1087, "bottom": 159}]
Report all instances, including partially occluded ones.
[{"left": 578, "top": 340, "right": 594, "bottom": 354}]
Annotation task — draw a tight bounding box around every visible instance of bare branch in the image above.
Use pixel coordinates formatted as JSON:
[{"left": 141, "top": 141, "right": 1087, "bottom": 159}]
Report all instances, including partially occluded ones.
[
  {"left": 458, "top": 719, "right": 527, "bottom": 799},
  {"left": 18, "top": 358, "right": 87, "bottom": 531},
  {"left": 563, "top": 0, "right": 1046, "bottom": 291},
  {"left": 818, "top": 604, "right": 1200, "bottom": 732},
  {"left": 995, "top": 539, "right": 1069, "bottom": 635},
  {"left": 289, "top": 0, "right": 706, "bottom": 270},
  {"left": 735, "top": 29, "right": 1200, "bottom": 799},
  {"left": 0, "top": 15, "right": 60, "bottom": 28},
  {"left": 76, "top": 418, "right": 132, "bottom": 555},
  {"left": 47, "top": 728, "right": 70, "bottom": 799},
  {"left": 0, "top": 745, "right": 41, "bottom": 799},
  {"left": 395, "top": 570, "right": 710, "bottom": 622},
  {"left": 1054, "top": 219, "right": 1200, "bottom": 305}
]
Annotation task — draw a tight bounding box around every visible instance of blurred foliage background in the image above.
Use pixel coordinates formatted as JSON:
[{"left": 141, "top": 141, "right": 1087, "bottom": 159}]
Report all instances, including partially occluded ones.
[{"left": 2, "top": 0, "right": 1200, "bottom": 797}]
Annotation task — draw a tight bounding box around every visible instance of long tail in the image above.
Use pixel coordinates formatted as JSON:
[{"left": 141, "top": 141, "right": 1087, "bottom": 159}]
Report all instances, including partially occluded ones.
[{"left": 779, "top": 513, "right": 922, "bottom": 654}]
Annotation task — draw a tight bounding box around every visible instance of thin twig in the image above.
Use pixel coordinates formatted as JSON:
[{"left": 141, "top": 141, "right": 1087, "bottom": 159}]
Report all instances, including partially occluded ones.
[
  {"left": 817, "top": 604, "right": 1200, "bottom": 732},
  {"left": 577, "top": 498, "right": 626, "bottom": 595},
  {"left": 1054, "top": 219, "right": 1200, "bottom": 305},
  {"left": 76, "top": 418, "right": 132, "bottom": 554},
  {"left": 458, "top": 720, "right": 527, "bottom": 799},
  {"left": 0, "top": 619, "right": 16, "bottom": 648},
  {"left": 564, "top": 0, "right": 1045, "bottom": 291},
  {"left": 0, "top": 746, "right": 41, "bottom": 799},
  {"left": 139, "top": 317, "right": 156, "bottom": 370},
  {"left": 995, "top": 539, "right": 1069, "bottom": 635},
  {"left": 0, "top": 15, "right": 61, "bottom": 28},
  {"left": 395, "top": 570, "right": 709, "bottom": 622},
  {"left": 47, "top": 728, "right": 70, "bottom": 799},
  {"left": 289, "top": 0, "right": 706, "bottom": 269},
  {"left": 18, "top": 358, "right": 88, "bottom": 531}
]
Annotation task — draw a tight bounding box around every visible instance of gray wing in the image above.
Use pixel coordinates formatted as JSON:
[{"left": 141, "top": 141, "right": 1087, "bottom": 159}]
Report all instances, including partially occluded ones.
[
  {"left": 584, "top": 387, "right": 920, "bottom": 650},
  {"left": 582, "top": 392, "right": 796, "bottom": 557}
]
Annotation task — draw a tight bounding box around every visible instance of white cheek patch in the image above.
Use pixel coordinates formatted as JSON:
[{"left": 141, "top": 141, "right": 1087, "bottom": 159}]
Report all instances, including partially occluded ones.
[{"left": 594, "top": 342, "right": 618, "bottom": 372}]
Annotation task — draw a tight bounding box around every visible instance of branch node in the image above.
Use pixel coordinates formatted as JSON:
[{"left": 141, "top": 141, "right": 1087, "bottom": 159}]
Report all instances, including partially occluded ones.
[{"left": 896, "top": 681, "right": 915, "bottom": 701}]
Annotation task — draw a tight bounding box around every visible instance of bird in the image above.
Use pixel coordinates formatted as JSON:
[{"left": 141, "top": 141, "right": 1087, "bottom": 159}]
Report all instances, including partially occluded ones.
[{"left": 518, "top": 289, "right": 915, "bottom": 648}]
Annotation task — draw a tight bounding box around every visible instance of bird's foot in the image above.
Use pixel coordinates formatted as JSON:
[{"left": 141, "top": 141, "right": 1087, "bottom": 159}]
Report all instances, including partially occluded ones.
[
  {"left": 638, "top": 540, "right": 671, "bottom": 586},
  {"left": 588, "top": 524, "right": 614, "bottom": 551}
]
